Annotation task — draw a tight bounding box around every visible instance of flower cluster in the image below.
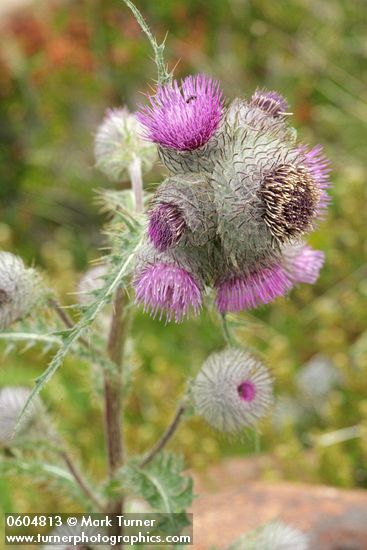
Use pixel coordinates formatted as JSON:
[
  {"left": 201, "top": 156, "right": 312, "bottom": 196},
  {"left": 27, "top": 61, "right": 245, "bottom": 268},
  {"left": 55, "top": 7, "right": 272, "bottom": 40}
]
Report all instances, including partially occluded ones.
[
  {"left": 133, "top": 74, "right": 331, "bottom": 322},
  {"left": 192, "top": 347, "right": 273, "bottom": 434}
]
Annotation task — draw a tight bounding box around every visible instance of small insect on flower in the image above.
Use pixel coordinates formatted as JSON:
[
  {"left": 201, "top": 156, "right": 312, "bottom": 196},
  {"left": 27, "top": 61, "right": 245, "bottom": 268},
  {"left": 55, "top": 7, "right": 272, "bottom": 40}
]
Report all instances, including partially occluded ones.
[
  {"left": 134, "top": 262, "right": 202, "bottom": 323},
  {"left": 193, "top": 348, "right": 273, "bottom": 434},
  {"left": 0, "top": 252, "right": 44, "bottom": 330},
  {"left": 254, "top": 520, "right": 309, "bottom": 550},
  {"left": 94, "top": 107, "right": 157, "bottom": 182},
  {"left": 0, "top": 387, "right": 43, "bottom": 445},
  {"left": 137, "top": 74, "right": 224, "bottom": 150}
]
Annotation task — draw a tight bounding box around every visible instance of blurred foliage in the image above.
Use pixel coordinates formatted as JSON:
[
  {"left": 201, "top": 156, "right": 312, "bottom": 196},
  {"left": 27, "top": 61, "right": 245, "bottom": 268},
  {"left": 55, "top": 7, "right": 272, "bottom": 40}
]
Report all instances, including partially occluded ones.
[{"left": 0, "top": 0, "right": 367, "bottom": 515}]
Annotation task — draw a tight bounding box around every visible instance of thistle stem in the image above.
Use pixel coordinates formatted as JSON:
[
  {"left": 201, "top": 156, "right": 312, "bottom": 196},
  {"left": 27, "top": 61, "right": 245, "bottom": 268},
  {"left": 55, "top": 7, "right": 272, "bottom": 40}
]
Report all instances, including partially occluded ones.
[
  {"left": 60, "top": 450, "right": 105, "bottom": 512},
  {"left": 140, "top": 404, "right": 186, "bottom": 468},
  {"left": 122, "top": 0, "right": 172, "bottom": 85},
  {"left": 221, "top": 313, "right": 235, "bottom": 347},
  {"left": 103, "top": 288, "right": 129, "bottom": 547},
  {"left": 128, "top": 157, "right": 144, "bottom": 213}
]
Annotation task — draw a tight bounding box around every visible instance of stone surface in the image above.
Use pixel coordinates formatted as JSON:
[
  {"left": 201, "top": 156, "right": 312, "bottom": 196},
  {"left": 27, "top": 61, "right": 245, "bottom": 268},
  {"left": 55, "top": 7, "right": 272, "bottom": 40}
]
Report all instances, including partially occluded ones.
[{"left": 191, "top": 460, "right": 367, "bottom": 549}]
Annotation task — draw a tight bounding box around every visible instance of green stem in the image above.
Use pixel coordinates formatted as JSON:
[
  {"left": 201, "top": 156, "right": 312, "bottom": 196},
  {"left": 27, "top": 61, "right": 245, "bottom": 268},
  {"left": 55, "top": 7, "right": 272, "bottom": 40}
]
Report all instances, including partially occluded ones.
[
  {"left": 122, "top": 0, "right": 172, "bottom": 85},
  {"left": 221, "top": 313, "right": 235, "bottom": 347}
]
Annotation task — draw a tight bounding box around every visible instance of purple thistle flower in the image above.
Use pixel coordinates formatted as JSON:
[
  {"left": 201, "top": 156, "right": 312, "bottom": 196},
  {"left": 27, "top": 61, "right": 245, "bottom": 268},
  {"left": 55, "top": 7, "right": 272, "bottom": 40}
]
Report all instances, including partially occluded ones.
[
  {"left": 216, "top": 263, "right": 292, "bottom": 313},
  {"left": 148, "top": 203, "right": 186, "bottom": 251},
  {"left": 134, "top": 263, "right": 202, "bottom": 322},
  {"left": 137, "top": 74, "right": 224, "bottom": 151},
  {"left": 299, "top": 144, "right": 331, "bottom": 215},
  {"left": 237, "top": 380, "right": 256, "bottom": 402},
  {"left": 284, "top": 244, "right": 325, "bottom": 285},
  {"left": 250, "top": 88, "right": 289, "bottom": 117}
]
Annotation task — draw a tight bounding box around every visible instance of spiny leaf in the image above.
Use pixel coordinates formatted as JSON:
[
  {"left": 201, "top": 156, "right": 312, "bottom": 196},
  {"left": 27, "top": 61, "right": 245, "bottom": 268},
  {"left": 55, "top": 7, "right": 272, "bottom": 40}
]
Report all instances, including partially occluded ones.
[
  {"left": 0, "top": 458, "right": 91, "bottom": 507},
  {"left": 118, "top": 452, "right": 193, "bottom": 514},
  {"left": 14, "top": 220, "right": 144, "bottom": 433},
  {"left": 0, "top": 332, "right": 61, "bottom": 347}
]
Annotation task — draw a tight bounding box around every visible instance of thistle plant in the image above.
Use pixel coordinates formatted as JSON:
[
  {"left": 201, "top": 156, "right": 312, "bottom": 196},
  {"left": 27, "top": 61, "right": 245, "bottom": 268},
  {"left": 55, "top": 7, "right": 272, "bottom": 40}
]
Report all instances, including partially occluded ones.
[{"left": 0, "top": 1, "right": 332, "bottom": 549}]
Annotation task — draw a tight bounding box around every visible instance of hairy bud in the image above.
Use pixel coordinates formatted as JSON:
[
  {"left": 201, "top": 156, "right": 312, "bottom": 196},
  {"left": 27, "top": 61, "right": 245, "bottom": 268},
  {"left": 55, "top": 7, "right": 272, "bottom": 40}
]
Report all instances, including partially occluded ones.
[
  {"left": 95, "top": 108, "right": 156, "bottom": 182},
  {"left": 254, "top": 521, "right": 309, "bottom": 550},
  {"left": 193, "top": 348, "right": 273, "bottom": 434},
  {"left": 0, "top": 387, "right": 43, "bottom": 445},
  {"left": 0, "top": 252, "right": 45, "bottom": 329}
]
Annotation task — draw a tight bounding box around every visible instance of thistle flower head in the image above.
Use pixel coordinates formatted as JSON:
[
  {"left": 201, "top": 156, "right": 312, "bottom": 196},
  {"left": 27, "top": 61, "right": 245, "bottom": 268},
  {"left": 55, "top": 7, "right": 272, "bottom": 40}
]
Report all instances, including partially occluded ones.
[
  {"left": 193, "top": 348, "right": 273, "bottom": 434},
  {"left": 148, "top": 174, "right": 217, "bottom": 251},
  {"left": 77, "top": 264, "right": 108, "bottom": 305},
  {"left": 134, "top": 262, "right": 202, "bottom": 323},
  {"left": 137, "top": 74, "right": 224, "bottom": 151},
  {"left": 94, "top": 108, "right": 157, "bottom": 181},
  {"left": 0, "top": 252, "right": 44, "bottom": 329},
  {"left": 260, "top": 163, "right": 321, "bottom": 243},
  {"left": 283, "top": 243, "right": 324, "bottom": 285},
  {"left": 148, "top": 203, "right": 186, "bottom": 251},
  {"left": 250, "top": 89, "right": 289, "bottom": 118},
  {"left": 255, "top": 521, "right": 309, "bottom": 550},
  {"left": 216, "top": 263, "right": 292, "bottom": 313},
  {"left": 0, "top": 387, "right": 43, "bottom": 445}
]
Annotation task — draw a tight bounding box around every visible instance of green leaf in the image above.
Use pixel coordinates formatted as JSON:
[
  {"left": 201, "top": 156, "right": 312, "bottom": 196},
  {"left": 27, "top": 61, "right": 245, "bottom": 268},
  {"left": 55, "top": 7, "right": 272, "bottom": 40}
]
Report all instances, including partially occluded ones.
[
  {"left": 0, "top": 458, "right": 91, "bottom": 508},
  {"left": 118, "top": 452, "right": 193, "bottom": 514},
  {"left": 0, "top": 331, "right": 61, "bottom": 347}
]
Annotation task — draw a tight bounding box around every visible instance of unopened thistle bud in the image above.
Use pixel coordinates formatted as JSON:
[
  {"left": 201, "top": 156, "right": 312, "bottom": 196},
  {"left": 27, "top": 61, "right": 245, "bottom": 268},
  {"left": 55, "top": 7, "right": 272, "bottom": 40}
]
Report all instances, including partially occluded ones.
[
  {"left": 77, "top": 264, "right": 108, "bottom": 305},
  {"left": 193, "top": 348, "right": 273, "bottom": 434},
  {"left": 254, "top": 521, "right": 309, "bottom": 550},
  {"left": 0, "top": 387, "right": 43, "bottom": 444},
  {"left": 148, "top": 174, "right": 216, "bottom": 251},
  {"left": 0, "top": 252, "right": 45, "bottom": 330},
  {"left": 94, "top": 108, "right": 157, "bottom": 182}
]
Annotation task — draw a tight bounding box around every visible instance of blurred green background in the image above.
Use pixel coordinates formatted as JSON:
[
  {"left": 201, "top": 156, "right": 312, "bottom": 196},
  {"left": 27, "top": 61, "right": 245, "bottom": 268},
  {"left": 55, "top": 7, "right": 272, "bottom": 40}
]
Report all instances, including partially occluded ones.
[{"left": 1, "top": 0, "right": 367, "bottom": 514}]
